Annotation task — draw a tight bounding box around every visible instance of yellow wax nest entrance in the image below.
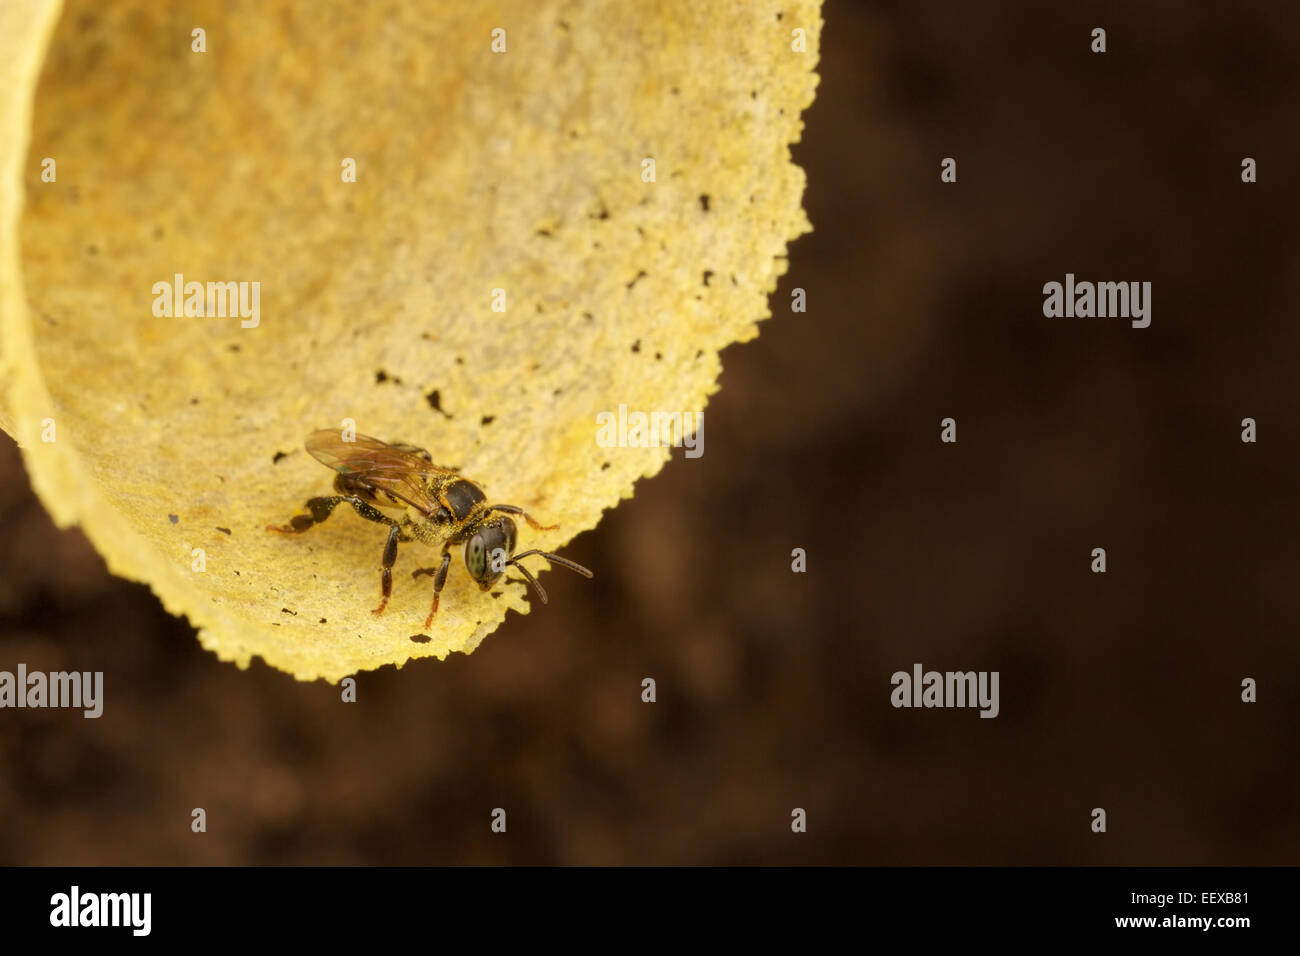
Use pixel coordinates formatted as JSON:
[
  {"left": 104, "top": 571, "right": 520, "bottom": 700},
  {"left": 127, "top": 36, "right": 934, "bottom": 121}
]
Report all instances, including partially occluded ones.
[{"left": 0, "top": 0, "right": 821, "bottom": 681}]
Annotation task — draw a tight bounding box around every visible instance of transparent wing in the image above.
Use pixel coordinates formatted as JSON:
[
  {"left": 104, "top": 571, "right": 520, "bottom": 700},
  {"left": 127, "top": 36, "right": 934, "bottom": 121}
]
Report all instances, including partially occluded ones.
[{"left": 304, "top": 430, "right": 450, "bottom": 515}]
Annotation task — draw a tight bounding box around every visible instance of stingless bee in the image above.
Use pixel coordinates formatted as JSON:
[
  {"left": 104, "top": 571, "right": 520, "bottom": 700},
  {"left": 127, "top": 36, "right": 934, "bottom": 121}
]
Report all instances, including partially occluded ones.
[{"left": 267, "top": 429, "right": 592, "bottom": 629}]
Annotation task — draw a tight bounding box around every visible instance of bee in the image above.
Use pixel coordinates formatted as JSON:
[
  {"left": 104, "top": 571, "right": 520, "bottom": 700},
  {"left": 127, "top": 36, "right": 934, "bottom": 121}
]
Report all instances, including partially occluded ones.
[{"left": 268, "top": 429, "right": 592, "bottom": 629}]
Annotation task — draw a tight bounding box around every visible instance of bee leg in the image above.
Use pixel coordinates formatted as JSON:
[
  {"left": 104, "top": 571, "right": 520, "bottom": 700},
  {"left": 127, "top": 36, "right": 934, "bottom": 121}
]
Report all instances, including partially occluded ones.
[
  {"left": 267, "top": 495, "right": 345, "bottom": 533},
  {"left": 412, "top": 545, "right": 452, "bottom": 630},
  {"left": 488, "top": 504, "right": 559, "bottom": 531},
  {"left": 268, "top": 495, "right": 391, "bottom": 533},
  {"left": 372, "top": 523, "right": 401, "bottom": 616}
]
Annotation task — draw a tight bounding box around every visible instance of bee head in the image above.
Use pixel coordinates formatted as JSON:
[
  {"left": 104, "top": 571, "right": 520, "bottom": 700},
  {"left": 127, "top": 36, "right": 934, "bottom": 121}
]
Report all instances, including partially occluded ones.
[{"left": 465, "top": 516, "right": 517, "bottom": 589}]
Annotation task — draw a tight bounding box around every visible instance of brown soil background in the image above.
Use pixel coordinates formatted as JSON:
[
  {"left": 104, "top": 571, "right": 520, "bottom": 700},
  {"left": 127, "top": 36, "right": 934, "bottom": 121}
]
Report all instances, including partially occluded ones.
[{"left": 1, "top": 0, "right": 1297, "bottom": 864}]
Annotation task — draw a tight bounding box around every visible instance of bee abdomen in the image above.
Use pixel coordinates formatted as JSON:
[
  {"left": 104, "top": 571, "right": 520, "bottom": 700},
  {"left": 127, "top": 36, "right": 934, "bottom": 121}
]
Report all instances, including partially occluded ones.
[{"left": 333, "top": 472, "right": 406, "bottom": 509}]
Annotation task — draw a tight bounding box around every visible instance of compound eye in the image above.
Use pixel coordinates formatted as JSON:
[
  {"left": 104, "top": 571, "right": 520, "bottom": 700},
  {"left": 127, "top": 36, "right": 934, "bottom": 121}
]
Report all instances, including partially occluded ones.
[{"left": 467, "top": 534, "right": 488, "bottom": 580}]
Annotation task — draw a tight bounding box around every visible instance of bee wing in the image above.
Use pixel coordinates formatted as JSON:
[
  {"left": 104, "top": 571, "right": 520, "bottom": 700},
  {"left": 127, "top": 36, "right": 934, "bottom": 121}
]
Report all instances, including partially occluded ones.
[{"left": 304, "top": 430, "right": 446, "bottom": 515}]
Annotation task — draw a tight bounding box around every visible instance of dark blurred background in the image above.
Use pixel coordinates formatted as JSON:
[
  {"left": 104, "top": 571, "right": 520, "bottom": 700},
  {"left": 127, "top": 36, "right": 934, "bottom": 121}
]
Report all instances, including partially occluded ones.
[{"left": 2, "top": 0, "right": 1298, "bottom": 864}]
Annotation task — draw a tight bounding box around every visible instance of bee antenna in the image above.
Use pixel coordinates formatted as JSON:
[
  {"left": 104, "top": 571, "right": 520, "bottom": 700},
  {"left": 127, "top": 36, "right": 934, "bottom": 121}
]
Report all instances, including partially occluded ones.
[
  {"left": 509, "top": 549, "right": 594, "bottom": 579},
  {"left": 507, "top": 560, "right": 548, "bottom": 604}
]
